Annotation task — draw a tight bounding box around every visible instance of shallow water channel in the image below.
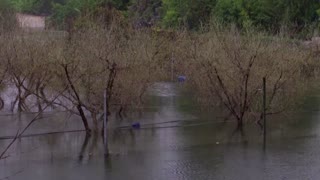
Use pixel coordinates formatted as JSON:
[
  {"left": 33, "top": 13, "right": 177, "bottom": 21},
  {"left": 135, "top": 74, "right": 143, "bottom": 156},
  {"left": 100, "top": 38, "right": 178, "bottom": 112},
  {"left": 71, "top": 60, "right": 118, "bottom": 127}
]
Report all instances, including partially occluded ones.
[{"left": 1, "top": 82, "right": 320, "bottom": 180}]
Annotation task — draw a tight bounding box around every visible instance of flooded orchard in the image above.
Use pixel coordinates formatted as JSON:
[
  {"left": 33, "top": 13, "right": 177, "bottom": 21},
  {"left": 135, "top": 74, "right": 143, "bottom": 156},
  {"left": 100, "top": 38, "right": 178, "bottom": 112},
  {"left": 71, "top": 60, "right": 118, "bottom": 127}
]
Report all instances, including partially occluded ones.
[
  {"left": 1, "top": 82, "right": 320, "bottom": 180},
  {"left": 3, "top": 0, "right": 320, "bottom": 179}
]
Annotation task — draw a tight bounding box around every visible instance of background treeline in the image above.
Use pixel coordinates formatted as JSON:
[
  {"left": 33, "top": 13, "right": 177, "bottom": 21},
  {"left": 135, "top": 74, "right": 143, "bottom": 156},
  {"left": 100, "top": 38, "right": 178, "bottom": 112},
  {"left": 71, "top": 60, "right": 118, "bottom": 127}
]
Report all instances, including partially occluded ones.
[{"left": 3, "top": 0, "right": 320, "bottom": 37}]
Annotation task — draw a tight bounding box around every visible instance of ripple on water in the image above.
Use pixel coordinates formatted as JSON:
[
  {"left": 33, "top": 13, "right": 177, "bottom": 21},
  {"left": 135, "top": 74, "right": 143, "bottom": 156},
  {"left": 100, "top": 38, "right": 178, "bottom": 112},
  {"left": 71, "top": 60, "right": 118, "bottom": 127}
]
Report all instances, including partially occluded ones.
[{"left": 148, "top": 82, "right": 179, "bottom": 97}]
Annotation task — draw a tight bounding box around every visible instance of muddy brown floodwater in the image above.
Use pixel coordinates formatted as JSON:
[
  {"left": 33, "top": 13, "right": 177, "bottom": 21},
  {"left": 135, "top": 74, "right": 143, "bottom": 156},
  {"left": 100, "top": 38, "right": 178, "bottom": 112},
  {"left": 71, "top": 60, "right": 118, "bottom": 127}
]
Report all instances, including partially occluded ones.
[{"left": 1, "top": 82, "right": 320, "bottom": 180}]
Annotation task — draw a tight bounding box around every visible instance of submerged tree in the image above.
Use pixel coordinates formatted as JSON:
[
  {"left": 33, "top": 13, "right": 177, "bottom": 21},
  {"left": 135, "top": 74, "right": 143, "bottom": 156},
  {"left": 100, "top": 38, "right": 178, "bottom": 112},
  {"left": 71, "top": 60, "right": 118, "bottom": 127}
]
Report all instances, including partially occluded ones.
[{"left": 177, "top": 28, "right": 317, "bottom": 129}]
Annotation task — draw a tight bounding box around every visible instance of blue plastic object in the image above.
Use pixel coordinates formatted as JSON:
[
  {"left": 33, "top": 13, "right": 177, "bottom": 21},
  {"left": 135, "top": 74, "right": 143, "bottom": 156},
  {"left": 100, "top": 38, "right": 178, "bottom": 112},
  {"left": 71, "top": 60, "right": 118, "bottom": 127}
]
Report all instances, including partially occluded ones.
[
  {"left": 132, "top": 122, "right": 141, "bottom": 129},
  {"left": 178, "top": 76, "right": 186, "bottom": 82}
]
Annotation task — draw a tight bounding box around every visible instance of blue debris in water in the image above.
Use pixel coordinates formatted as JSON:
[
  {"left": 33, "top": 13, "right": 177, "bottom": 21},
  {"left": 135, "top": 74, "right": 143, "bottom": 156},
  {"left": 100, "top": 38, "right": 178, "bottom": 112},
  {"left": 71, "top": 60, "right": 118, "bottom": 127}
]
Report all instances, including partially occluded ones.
[
  {"left": 178, "top": 76, "right": 186, "bottom": 82},
  {"left": 132, "top": 122, "right": 141, "bottom": 129}
]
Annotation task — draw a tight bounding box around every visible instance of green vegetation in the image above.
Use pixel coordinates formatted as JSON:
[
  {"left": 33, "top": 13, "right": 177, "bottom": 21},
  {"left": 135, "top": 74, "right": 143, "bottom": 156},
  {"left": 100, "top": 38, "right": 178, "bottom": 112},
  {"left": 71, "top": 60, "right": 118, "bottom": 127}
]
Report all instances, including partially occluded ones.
[
  {"left": 162, "top": 0, "right": 320, "bottom": 35},
  {"left": 0, "top": 0, "right": 17, "bottom": 31},
  {"left": 11, "top": 0, "right": 65, "bottom": 15},
  {"left": 7, "top": 0, "right": 319, "bottom": 37},
  {"left": 50, "top": 0, "right": 101, "bottom": 26}
]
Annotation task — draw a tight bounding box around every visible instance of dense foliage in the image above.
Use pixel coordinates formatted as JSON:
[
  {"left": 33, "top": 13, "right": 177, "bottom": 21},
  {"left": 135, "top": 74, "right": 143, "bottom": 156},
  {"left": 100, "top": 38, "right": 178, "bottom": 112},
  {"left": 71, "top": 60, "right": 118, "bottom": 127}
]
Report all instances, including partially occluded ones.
[
  {"left": 11, "top": 0, "right": 65, "bottom": 15},
  {"left": 162, "top": 0, "right": 320, "bottom": 32},
  {"left": 0, "top": 0, "right": 17, "bottom": 31},
  {"left": 8, "top": 0, "right": 320, "bottom": 36}
]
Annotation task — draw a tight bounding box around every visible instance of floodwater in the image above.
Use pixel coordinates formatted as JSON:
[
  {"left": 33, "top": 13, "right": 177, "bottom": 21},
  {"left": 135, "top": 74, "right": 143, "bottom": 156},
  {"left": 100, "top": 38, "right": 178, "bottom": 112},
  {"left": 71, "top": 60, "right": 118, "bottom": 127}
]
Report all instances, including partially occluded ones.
[{"left": 1, "top": 82, "right": 320, "bottom": 180}]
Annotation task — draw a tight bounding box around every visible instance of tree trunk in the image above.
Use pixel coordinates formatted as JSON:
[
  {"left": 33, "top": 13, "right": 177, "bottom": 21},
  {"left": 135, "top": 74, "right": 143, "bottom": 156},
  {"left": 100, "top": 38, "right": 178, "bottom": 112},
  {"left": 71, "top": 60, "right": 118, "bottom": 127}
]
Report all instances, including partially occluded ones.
[
  {"left": 0, "top": 97, "right": 4, "bottom": 110},
  {"left": 78, "top": 133, "right": 91, "bottom": 162},
  {"left": 17, "top": 87, "right": 22, "bottom": 112},
  {"left": 92, "top": 112, "right": 98, "bottom": 131},
  {"left": 237, "top": 118, "right": 243, "bottom": 130},
  {"left": 64, "top": 65, "right": 91, "bottom": 133},
  {"left": 77, "top": 104, "right": 91, "bottom": 133}
]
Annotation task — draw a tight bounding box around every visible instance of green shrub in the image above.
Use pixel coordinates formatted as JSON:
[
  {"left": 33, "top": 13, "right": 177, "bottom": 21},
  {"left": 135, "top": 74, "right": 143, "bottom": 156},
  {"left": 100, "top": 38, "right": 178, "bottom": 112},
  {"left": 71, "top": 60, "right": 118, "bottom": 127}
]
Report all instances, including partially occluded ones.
[{"left": 0, "top": 0, "right": 17, "bottom": 31}]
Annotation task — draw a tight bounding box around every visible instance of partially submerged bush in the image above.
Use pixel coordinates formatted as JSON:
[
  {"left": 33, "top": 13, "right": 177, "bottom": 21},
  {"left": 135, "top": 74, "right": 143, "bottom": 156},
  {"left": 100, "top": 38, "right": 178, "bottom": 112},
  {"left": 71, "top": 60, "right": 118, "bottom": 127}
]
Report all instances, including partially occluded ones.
[
  {"left": 0, "top": 21, "right": 167, "bottom": 132},
  {"left": 174, "top": 28, "right": 320, "bottom": 129},
  {"left": 0, "top": 17, "right": 319, "bottom": 131}
]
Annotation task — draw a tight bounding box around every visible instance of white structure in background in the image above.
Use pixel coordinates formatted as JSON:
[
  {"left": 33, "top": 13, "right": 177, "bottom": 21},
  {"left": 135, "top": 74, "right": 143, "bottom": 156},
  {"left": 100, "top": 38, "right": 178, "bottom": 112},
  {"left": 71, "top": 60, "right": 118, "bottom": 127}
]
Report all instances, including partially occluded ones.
[{"left": 16, "top": 13, "right": 46, "bottom": 30}]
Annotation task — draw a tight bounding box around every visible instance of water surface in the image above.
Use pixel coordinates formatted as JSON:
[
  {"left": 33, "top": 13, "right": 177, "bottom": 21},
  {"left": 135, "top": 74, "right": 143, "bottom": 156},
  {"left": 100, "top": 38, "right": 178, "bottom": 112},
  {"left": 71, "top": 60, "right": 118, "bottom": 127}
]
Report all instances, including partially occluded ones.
[{"left": 1, "top": 82, "right": 320, "bottom": 180}]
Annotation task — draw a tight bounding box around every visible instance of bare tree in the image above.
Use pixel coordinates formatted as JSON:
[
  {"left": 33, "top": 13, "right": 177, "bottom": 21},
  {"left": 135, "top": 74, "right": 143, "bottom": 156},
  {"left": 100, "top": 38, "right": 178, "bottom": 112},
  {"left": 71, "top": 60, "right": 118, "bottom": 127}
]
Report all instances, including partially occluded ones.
[{"left": 179, "top": 28, "right": 316, "bottom": 130}]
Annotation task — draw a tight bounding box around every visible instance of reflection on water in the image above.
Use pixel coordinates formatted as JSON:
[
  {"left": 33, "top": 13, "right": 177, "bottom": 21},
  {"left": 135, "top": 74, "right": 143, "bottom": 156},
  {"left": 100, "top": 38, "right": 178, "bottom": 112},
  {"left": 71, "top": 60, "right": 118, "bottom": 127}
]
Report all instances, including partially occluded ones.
[{"left": 1, "top": 82, "right": 320, "bottom": 179}]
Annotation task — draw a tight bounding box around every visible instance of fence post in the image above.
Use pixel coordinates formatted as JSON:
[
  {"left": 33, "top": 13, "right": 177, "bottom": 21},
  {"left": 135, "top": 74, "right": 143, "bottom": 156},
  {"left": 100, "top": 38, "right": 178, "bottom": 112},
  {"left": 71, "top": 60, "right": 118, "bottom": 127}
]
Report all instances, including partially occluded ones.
[
  {"left": 104, "top": 88, "right": 109, "bottom": 157},
  {"left": 171, "top": 52, "right": 174, "bottom": 82},
  {"left": 263, "top": 77, "right": 267, "bottom": 149}
]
